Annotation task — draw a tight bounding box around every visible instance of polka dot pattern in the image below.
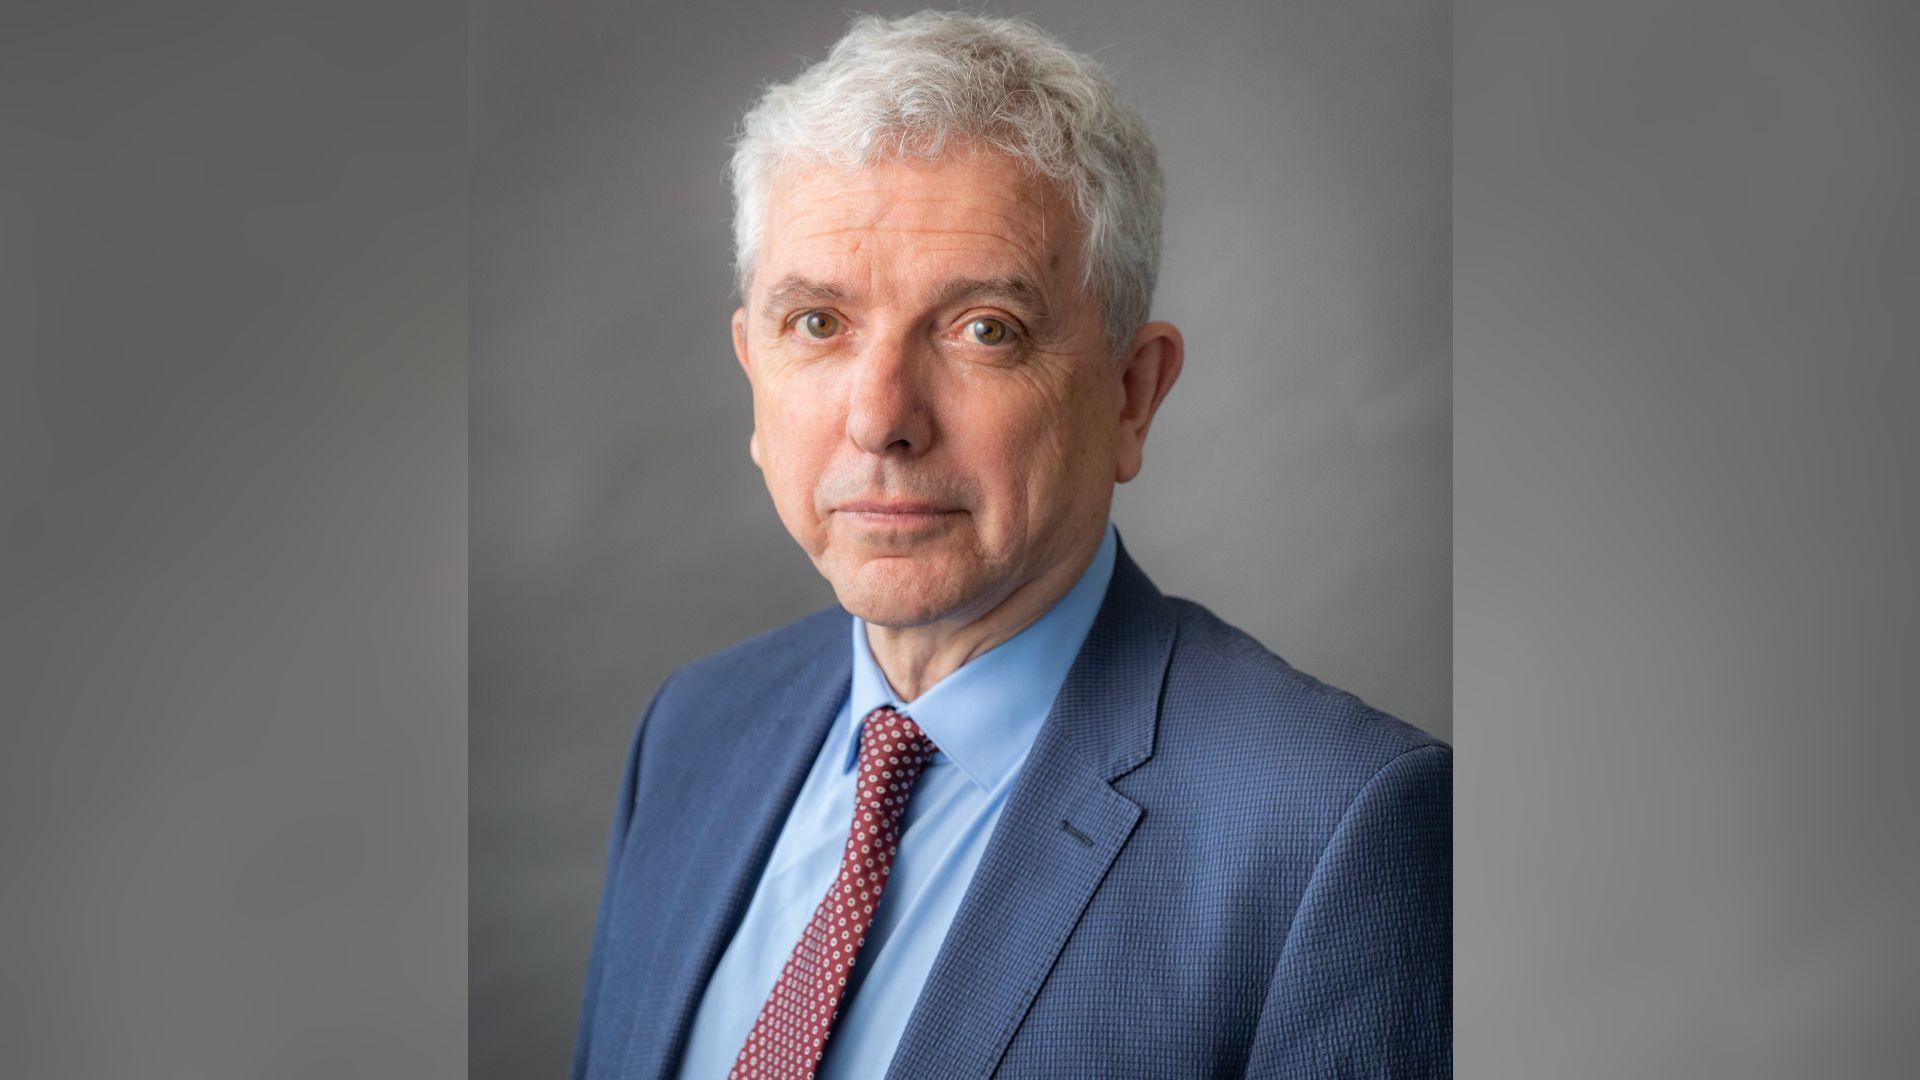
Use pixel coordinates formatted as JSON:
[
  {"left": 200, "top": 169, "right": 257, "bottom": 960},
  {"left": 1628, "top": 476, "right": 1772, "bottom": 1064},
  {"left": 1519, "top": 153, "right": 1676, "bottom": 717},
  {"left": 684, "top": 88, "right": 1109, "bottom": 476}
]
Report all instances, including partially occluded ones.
[{"left": 728, "top": 706, "right": 939, "bottom": 1079}]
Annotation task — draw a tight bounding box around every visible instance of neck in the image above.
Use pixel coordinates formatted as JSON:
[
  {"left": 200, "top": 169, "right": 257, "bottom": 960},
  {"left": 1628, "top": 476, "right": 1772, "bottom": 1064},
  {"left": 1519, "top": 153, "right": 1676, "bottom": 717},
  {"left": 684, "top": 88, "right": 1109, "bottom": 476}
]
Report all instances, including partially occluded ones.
[{"left": 865, "top": 525, "right": 1106, "bottom": 702}]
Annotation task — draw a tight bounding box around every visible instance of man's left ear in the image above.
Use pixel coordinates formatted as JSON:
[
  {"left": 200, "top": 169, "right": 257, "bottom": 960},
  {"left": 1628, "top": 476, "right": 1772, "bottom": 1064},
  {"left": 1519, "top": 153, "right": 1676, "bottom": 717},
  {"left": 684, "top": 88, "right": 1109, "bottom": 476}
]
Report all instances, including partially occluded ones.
[{"left": 1114, "top": 320, "right": 1184, "bottom": 484}]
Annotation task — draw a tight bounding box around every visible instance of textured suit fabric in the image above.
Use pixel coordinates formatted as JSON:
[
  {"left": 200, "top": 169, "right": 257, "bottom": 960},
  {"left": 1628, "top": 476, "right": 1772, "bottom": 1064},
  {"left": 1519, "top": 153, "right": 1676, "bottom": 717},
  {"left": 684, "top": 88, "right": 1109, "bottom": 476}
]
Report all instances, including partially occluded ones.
[{"left": 573, "top": 535, "right": 1451, "bottom": 1078}]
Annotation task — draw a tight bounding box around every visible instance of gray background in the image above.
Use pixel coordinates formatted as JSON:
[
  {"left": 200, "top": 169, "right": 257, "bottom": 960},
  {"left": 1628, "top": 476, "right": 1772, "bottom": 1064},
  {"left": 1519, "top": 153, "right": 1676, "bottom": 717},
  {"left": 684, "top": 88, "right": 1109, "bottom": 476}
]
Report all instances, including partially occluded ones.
[
  {"left": 473, "top": 1, "right": 1449, "bottom": 1074},
  {"left": 1456, "top": 0, "right": 1920, "bottom": 1075},
  {"left": 3, "top": 1, "right": 466, "bottom": 1077}
]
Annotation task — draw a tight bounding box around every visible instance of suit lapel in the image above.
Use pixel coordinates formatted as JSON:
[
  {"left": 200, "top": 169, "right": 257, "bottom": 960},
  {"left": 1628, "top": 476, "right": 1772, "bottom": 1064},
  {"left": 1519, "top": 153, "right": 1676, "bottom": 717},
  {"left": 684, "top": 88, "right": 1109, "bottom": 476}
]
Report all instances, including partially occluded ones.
[
  {"left": 620, "top": 620, "right": 852, "bottom": 1080},
  {"left": 883, "top": 538, "right": 1176, "bottom": 1078}
]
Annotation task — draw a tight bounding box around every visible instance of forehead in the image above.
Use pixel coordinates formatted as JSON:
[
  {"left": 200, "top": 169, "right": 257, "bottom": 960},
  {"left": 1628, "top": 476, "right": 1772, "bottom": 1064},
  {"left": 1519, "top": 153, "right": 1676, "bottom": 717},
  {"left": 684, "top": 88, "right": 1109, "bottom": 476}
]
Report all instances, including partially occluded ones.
[{"left": 756, "top": 150, "right": 1081, "bottom": 292}]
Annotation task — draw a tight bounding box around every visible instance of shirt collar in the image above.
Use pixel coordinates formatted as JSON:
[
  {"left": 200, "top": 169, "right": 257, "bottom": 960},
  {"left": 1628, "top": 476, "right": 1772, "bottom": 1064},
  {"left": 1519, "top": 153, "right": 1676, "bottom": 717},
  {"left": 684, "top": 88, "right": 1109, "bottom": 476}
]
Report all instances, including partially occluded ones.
[{"left": 842, "top": 520, "right": 1119, "bottom": 792}]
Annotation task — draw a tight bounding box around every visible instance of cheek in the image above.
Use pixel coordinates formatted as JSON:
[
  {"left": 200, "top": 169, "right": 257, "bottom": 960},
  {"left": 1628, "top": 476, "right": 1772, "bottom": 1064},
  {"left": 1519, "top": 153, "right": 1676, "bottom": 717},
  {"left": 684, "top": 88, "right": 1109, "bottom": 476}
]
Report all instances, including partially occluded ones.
[
  {"left": 945, "top": 378, "right": 1085, "bottom": 523},
  {"left": 1021, "top": 383, "right": 1115, "bottom": 512},
  {"left": 755, "top": 380, "right": 839, "bottom": 514}
]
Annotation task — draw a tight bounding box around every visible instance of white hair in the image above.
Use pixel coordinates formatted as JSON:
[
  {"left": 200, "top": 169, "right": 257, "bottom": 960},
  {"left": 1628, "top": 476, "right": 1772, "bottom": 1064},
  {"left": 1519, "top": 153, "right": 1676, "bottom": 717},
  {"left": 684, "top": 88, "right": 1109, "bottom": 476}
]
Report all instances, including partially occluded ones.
[{"left": 728, "top": 10, "right": 1164, "bottom": 356}]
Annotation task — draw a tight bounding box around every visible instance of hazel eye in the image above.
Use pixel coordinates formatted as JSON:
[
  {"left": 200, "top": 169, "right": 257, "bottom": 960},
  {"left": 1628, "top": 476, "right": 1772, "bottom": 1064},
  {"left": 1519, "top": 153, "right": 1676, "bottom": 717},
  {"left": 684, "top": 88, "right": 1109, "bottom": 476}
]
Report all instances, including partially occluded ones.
[
  {"left": 800, "top": 310, "right": 840, "bottom": 339},
  {"left": 965, "top": 317, "right": 1011, "bottom": 346}
]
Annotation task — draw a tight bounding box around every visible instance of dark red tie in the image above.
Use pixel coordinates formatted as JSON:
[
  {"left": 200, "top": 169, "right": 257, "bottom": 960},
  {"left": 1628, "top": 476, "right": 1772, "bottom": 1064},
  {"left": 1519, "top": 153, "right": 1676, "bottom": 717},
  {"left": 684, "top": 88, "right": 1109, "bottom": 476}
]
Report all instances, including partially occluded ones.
[{"left": 728, "top": 705, "right": 940, "bottom": 1079}]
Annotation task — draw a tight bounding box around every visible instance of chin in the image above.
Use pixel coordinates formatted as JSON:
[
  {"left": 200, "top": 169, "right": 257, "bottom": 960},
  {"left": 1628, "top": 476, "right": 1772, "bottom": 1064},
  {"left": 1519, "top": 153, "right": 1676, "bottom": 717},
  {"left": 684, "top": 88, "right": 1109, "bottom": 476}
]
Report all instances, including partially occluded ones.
[{"left": 828, "top": 554, "right": 981, "bottom": 629}]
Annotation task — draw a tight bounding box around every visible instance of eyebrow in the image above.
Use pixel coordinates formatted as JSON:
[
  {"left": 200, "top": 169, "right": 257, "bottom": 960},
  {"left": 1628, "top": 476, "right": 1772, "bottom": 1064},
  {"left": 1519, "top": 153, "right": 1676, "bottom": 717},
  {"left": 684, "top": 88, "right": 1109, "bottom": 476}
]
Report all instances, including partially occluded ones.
[
  {"left": 924, "top": 275, "right": 1053, "bottom": 325},
  {"left": 757, "top": 271, "right": 1055, "bottom": 329},
  {"left": 759, "top": 274, "right": 851, "bottom": 322}
]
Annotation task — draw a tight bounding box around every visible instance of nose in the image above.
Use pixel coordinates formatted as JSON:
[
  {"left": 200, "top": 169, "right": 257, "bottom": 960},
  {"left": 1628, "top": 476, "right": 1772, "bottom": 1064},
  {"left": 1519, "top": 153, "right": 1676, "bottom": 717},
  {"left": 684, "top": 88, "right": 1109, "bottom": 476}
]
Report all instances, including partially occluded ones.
[{"left": 845, "top": 334, "right": 932, "bottom": 456}]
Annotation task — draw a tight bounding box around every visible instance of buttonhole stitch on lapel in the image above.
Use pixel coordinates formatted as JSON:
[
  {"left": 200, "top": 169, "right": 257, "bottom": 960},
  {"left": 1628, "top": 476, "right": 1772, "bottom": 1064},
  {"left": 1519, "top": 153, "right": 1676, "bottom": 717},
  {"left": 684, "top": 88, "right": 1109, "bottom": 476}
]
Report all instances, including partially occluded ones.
[{"left": 1059, "top": 819, "right": 1094, "bottom": 847}]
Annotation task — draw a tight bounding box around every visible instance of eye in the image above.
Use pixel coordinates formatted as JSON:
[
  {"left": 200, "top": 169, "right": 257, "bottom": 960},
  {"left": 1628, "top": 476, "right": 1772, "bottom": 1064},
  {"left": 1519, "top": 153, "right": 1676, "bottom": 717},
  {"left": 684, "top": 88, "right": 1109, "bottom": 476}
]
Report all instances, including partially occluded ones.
[
  {"left": 964, "top": 317, "right": 1012, "bottom": 346},
  {"left": 799, "top": 310, "right": 840, "bottom": 339}
]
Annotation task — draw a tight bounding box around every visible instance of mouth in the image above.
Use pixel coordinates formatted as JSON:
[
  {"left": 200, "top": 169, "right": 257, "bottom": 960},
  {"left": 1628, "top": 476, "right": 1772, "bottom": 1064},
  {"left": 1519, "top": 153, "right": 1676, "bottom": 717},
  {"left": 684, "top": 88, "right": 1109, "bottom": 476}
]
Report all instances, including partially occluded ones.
[{"left": 834, "top": 501, "right": 962, "bottom": 530}]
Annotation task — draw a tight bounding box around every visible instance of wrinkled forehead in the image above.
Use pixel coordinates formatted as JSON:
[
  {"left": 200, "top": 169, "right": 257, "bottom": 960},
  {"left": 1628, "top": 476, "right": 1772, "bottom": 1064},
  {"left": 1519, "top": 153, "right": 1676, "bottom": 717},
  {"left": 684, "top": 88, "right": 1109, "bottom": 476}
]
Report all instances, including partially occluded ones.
[{"left": 753, "top": 151, "right": 1086, "bottom": 302}]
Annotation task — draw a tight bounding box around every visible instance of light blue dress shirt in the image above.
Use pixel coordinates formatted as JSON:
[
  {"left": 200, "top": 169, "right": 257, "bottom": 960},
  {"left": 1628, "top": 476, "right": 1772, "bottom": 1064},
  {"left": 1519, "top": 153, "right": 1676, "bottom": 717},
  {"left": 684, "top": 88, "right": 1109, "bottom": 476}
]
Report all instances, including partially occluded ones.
[{"left": 673, "top": 520, "right": 1118, "bottom": 1079}]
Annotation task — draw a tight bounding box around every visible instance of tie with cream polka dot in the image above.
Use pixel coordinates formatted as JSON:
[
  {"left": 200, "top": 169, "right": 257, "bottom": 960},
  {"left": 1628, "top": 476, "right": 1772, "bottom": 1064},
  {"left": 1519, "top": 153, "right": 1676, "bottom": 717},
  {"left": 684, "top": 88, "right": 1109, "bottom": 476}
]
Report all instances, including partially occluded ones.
[{"left": 728, "top": 705, "right": 940, "bottom": 1079}]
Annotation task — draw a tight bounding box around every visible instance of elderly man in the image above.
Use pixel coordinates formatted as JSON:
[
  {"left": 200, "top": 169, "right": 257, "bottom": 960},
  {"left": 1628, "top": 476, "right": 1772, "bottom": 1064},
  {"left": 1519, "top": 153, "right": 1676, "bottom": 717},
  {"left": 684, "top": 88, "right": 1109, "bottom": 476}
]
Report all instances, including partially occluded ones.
[{"left": 572, "top": 12, "right": 1449, "bottom": 1079}]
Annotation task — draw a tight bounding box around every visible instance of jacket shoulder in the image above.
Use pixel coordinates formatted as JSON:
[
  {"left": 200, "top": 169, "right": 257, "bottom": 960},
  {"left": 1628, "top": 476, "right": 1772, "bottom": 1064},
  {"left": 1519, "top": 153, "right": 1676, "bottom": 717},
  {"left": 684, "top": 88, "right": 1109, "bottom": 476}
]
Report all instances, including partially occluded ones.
[{"left": 1160, "top": 595, "right": 1448, "bottom": 778}]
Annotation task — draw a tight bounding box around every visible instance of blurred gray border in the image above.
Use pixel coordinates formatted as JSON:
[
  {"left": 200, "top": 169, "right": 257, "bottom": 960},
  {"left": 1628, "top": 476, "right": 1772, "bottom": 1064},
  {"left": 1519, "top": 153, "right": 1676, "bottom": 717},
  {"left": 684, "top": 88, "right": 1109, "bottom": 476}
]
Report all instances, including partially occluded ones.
[
  {"left": 1457, "top": 1, "right": 1920, "bottom": 1075},
  {"left": 3, "top": 1, "right": 466, "bottom": 1077}
]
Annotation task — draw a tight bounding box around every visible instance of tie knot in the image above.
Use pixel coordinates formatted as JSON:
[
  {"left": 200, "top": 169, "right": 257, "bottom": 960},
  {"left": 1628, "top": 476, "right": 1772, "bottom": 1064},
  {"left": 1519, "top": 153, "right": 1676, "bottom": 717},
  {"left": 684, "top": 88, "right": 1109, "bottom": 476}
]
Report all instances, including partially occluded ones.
[{"left": 855, "top": 705, "right": 939, "bottom": 798}]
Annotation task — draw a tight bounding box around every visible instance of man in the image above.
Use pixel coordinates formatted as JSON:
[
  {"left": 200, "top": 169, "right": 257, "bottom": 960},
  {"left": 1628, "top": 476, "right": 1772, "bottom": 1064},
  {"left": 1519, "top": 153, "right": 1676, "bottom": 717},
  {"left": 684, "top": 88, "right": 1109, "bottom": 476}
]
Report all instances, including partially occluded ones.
[{"left": 573, "top": 12, "right": 1448, "bottom": 1079}]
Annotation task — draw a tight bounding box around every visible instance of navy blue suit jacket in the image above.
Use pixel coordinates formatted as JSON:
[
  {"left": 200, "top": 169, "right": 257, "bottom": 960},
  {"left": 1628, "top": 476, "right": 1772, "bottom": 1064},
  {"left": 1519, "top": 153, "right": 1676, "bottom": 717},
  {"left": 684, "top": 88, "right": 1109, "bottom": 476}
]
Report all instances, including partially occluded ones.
[{"left": 574, "top": 537, "right": 1451, "bottom": 1078}]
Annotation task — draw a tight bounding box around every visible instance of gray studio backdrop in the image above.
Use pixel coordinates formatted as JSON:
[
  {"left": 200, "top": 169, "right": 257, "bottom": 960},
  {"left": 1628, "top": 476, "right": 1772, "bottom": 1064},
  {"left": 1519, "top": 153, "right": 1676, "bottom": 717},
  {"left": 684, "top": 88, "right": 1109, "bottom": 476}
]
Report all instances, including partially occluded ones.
[
  {"left": 1456, "top": 1, "right": 1920, "bottom": 1075},
  {"left": 472, "top": 1, "right": 1447, "bottom": 1073}
]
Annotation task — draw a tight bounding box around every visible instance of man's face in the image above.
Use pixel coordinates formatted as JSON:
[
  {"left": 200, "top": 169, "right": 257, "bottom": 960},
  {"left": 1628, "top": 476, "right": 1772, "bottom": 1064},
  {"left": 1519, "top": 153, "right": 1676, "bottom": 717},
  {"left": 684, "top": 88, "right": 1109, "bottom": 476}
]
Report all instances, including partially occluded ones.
[{"left": 732, "top": 148, "right": 1148, "bottom": 629}]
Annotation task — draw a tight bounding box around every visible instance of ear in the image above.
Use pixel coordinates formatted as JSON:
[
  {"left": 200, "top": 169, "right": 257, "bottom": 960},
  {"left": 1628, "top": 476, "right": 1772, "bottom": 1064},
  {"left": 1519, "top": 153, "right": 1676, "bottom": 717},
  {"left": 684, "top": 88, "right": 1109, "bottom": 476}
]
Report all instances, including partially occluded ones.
[
  {"left": 731, "top": 306, "right": 763, "bottom": 468},
  {"left": 731, "top": 305, "right": 752, "bottom": 379},
  {"left": 1113, "top": 320, "right": 1184, "bottom": 484}
]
